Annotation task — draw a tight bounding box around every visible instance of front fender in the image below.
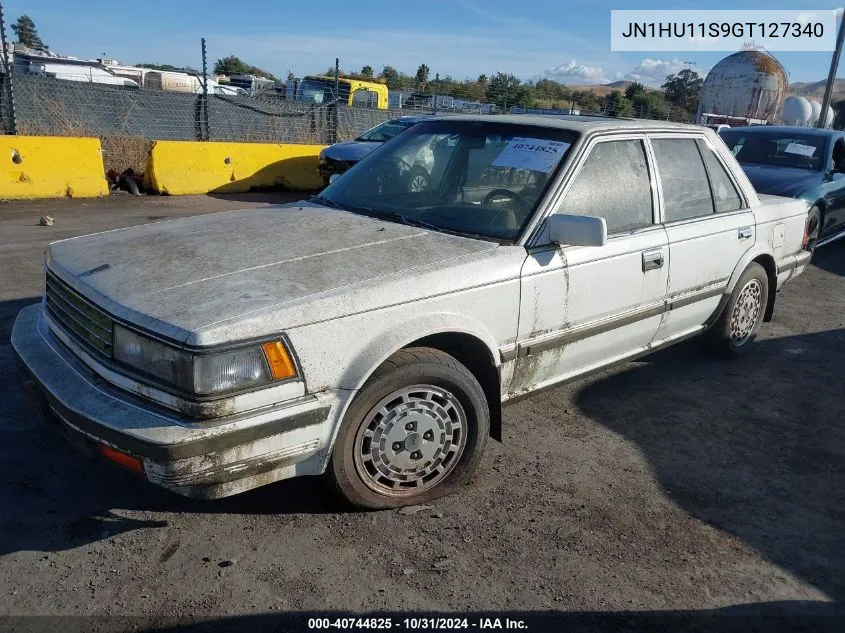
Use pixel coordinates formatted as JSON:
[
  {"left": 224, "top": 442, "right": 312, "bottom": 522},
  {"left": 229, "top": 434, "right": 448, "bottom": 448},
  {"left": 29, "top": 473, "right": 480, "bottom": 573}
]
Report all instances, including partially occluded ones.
[
  {"left": 287, "top": 310, "right": 506, "bottom": 469},
  {"left": 338, "top": 311, "right": 502, "bottom": 393}
]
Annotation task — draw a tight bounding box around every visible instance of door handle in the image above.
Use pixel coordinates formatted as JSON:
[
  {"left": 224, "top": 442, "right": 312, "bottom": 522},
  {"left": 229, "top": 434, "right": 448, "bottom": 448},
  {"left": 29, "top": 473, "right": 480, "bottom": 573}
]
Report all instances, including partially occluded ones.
[
  {"left": 738, "top": 227, "right": 753, "bottom": 240},
  {"left": 642, "top": 249, "right": 664, "bottom": 272}
]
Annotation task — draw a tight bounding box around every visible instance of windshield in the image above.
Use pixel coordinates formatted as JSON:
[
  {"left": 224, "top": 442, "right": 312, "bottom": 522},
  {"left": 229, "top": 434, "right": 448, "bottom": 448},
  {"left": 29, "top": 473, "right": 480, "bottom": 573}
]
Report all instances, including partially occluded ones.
[
  {"left": 298, "top": 78, "right": 349, "bottom": 104},
  {"left": 719, "top": 129, "right": 827, "bottom": 171},
  {"left": 316, "top": 120, "right": 578, "bottom": 242},
  {"left": 356, "top": 119, "right": 416, "bottom": 143}
]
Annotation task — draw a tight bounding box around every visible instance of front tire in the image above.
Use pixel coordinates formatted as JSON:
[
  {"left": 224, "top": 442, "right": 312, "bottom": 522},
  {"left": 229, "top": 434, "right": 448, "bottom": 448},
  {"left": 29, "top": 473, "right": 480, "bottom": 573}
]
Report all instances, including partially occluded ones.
[
  {"left": 706, "top": 262, "right": 769, "bottom": 358},
  {"left": 408, "top": 166, "right": 431, "bottom": 192},
  {"left": 328, "top": 347, "right": 489, "bottom": 509}
]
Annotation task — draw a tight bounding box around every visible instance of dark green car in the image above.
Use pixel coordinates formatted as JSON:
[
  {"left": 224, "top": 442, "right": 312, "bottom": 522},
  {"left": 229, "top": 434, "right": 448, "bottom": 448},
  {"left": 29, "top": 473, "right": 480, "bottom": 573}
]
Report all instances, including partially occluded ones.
[{"left": 719, "top": 126, "right": 845, "bottom": 250}]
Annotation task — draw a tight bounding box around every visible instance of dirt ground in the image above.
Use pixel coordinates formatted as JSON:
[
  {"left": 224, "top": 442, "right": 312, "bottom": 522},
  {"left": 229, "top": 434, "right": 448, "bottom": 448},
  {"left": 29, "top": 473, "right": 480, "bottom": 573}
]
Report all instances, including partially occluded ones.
[{"left": 0, "top": 193, "right": 843, "bottom": 632}]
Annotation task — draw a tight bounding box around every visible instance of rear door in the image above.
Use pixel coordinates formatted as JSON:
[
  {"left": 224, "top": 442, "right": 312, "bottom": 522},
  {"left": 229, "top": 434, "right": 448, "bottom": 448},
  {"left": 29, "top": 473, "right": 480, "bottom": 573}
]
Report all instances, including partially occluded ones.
[{"left": 650, "top": 134, "right": 754, "bottom": 343}]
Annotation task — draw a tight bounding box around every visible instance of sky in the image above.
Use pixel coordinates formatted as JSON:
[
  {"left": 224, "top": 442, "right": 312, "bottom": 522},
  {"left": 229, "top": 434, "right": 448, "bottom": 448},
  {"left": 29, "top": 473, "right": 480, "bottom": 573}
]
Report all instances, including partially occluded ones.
[{"left": 4, "top": 0, "right": 844, "bottom": 86}]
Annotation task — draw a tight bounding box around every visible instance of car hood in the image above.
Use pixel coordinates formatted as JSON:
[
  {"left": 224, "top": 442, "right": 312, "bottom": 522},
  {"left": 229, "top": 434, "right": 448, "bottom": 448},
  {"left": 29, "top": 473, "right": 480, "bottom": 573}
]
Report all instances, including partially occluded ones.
[
  {"left": 46, "top": 203, "right": 501, "bottom": 346},
  {"left": 738, "top": 163, "right": 824, "bottom": 200},
  {"left": 323, "top": 140, "right": 381, "bottom": 162}
]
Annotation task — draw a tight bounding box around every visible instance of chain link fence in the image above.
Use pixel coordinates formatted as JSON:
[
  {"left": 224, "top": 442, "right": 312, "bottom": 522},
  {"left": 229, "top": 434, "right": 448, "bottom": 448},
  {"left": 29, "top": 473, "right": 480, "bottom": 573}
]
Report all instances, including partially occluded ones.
[{"left": 0, "top": 64, "right": 696, "bottom": 176}]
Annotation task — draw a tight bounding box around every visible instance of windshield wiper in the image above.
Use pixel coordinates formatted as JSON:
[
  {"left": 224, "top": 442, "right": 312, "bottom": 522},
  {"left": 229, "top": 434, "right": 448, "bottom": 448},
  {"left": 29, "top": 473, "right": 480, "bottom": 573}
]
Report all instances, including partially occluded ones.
[
  {"left": 377, "top": 211, "right": 444, "bottom": 232},
  {"left": 309, "top": 195, "right": 348, "bottom": 210},
  {"left": 310, "top": 196, "right": 445, "bottom": 233}
]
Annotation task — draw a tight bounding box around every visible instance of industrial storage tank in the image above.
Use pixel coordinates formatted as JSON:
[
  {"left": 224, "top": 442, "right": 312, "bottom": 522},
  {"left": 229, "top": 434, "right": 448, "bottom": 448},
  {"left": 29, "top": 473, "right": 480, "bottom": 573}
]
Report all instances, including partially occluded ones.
[
  {"left": 810, "top": 99, "right": 822, "bottom": 124},
  {"left": 806, "top": 100, "right": 835, "bottom": 127},
  {"left": 782, "top": 96, "right": 812, "bottom": 126},
  {"left": 697, "top": 49, "right": 788, "bottom": 123}
]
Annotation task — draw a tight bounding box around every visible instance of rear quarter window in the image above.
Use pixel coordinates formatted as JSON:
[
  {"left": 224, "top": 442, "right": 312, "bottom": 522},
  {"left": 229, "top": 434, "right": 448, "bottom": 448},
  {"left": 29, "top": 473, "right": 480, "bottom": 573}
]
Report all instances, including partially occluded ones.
[{"left": 697, "top": 140, "right": 743, "bottom": 213}]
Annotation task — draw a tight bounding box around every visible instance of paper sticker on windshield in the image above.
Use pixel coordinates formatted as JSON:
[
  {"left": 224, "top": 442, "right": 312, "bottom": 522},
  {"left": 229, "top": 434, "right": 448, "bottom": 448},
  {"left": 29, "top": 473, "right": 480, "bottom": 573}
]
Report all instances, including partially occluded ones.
[
  {"left": 491, "top": 137, "right": 570, "bottom": 172},
  {"left": 784, "top": 142, "right": 817, "bottom": 157}
]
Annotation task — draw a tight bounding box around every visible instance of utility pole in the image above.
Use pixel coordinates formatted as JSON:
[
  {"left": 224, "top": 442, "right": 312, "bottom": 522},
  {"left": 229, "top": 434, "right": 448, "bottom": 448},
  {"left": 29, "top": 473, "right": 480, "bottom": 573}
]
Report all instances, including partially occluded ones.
[
  {"left": 0, "top": 0, "right": 16, "bottom": 134},
  {"left": 334, "top": 57, "right": 339, "bottom": 103},
  {"left": 201, "top": 37, "right": 209, "bottom": 141},
  {"left": 818, "top": 10, "right": 845, "bottom": 128}
]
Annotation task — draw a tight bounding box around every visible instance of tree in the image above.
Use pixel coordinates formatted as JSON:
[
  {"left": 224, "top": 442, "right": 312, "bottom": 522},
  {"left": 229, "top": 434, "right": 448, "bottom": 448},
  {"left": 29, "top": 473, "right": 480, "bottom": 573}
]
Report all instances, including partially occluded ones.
[
  {"left": 136, "top": 63, "right": 181, "bottom": 72},
  {"left": 604, "top": 90, "right": 633, "bottom": 117},
  {"left": 287, "top": 71, "right": 295, "bottom": 81},
  {"left": 415, "top": 64, "right": 430, "bottom": 90},
  {"left": 624, "top": 81, "right": 646, "bottom": 101},
  {"left": 12, "top": 15, "right": 47, "bottom": 50},
  {"left": 477, "top": 74, "right": 488, "bottom": 85},
  {"left": 662, "top": 69, "right": 703, "bottom": 116},
  {"left": 380, "top": 65, "right": 402, "bottom": 90},
  {"left": 534, "top": 78, "right": 570, "bottom": 107},
  {"left": 213, "top": 55, "right": 276, "bottom": 80},
  {"left": 630, "top": 91, "right": 669, "bottom": 119},
  {"left": 360, "top": 65, "right": 374, "bottom": 78},
  {"left": 487, "top": 72, "right": 533, "bottom": 109}
]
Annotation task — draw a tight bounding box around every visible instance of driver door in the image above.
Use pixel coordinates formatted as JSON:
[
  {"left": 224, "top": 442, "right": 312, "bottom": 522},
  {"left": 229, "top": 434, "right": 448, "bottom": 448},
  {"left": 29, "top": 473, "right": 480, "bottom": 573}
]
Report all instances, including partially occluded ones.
[{"left": 508, "top": 136, "right": 669, "bottom": 396}]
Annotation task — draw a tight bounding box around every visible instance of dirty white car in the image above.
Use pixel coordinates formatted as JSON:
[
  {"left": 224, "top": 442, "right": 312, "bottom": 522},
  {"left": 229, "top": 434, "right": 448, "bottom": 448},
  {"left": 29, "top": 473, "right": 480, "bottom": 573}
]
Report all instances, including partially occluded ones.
[{"left": 12, "top": 116, "right": 812, "bottom": 509}]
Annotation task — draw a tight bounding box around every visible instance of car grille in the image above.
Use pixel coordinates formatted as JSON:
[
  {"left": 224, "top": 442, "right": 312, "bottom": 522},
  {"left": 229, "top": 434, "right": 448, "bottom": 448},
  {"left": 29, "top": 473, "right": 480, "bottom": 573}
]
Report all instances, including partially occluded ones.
[{"left": 45, "top": 272, "right": 114, "bottom": 357}]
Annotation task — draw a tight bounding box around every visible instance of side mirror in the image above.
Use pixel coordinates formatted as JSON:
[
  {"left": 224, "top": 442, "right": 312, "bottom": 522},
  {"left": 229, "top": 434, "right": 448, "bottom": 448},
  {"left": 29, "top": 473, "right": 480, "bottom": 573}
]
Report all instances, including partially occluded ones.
[{"left": 547, "top": 213, "right": 607, "bottom": 247}]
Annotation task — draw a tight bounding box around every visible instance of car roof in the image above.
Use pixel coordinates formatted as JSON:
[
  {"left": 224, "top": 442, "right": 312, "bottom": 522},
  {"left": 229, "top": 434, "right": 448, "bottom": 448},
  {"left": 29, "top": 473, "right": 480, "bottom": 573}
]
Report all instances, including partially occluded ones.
[
  {"left": 422, "top": 113, "right": 705, "bottom": 134},
  {"left": 722, "top": 125, "right": 842, "bottom": 137},
  {"left": 394, "top": 115, "right": 435, "bottom": 123}
]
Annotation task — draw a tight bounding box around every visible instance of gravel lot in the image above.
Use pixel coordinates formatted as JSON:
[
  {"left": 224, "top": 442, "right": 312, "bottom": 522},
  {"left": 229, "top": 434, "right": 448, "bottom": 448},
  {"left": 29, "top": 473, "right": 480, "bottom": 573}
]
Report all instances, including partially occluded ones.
[{"left": 0, "top": 194, "right": 843, "bottom": 632}]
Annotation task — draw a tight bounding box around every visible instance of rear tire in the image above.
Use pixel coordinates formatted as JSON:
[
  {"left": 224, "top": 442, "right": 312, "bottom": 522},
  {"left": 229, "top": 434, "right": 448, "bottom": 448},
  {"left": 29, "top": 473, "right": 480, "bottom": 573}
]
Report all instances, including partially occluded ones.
[
  {"left": 328, "top": 347, "right": 489, "bottom": 509},
  {"left": 706, "top": 262, "right": 769, "bottom": 358}
]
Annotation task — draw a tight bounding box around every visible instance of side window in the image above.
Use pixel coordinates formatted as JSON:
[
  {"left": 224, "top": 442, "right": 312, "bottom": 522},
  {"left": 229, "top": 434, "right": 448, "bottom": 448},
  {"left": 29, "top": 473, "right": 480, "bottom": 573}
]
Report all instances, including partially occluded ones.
[
  {"left": 559, "top": 140, "right": 653, "bottom": 233},
  {"left": 696, "top": 140, "right": 742, "bottom": 213},
  {"left": 652, "top": 138, "right": 714, "bottom": 222},
  {"left": 832, "top": 138, "right": 845, "bottom": 170}
]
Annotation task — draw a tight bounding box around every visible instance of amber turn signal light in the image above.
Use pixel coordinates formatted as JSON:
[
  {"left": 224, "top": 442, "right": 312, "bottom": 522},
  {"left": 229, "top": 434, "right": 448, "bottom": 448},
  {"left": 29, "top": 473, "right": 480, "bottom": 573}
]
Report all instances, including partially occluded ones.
[
  {"left": 262, "top": 341, "right": 297, "bottom": 380},
  {"left": 98, "top": 444, "right": 144, "bottom": 474}
]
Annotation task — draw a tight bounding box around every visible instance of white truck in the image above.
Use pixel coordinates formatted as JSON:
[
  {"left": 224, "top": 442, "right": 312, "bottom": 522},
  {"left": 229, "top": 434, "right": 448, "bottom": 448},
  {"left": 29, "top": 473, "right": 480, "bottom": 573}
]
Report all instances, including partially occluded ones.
[{"left": 12, "top": 116, "right": 812, "bottom": 509}]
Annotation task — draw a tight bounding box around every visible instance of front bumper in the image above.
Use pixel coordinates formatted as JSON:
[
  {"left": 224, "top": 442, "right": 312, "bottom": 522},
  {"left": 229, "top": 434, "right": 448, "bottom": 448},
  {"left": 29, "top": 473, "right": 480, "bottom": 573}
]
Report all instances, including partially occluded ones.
[{"left": 11, "top": 304, "right": 335, "bottom": 499}]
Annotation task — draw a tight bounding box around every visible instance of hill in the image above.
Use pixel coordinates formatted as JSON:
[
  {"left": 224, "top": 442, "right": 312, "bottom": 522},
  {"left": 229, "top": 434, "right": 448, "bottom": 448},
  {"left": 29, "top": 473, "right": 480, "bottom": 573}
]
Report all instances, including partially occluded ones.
[
  {"left": 787, "top": 79, "right": 845, "bottom": 103},
  {"left": 568, "top": 77, "right": 845, "bottom": 104},
  {"left": 565, "top": 81, "right": 635, "bottom": 97}
]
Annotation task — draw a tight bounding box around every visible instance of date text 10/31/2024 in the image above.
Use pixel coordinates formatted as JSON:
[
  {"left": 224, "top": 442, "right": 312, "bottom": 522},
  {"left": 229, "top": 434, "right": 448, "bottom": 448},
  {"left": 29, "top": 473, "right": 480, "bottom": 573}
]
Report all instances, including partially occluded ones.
[{"left": 308, "top": 617, "right": 529, "bottom": 630}]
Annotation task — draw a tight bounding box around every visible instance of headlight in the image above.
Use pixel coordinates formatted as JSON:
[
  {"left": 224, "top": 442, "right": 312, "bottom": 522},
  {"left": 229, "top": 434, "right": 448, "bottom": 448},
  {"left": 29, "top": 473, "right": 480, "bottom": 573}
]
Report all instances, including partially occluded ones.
[
  {"left": 113, "top": 326, "right": 194, "bottom": 391},
  {"left": 113, "top": 325, "right": 297, "bottom": 396}
]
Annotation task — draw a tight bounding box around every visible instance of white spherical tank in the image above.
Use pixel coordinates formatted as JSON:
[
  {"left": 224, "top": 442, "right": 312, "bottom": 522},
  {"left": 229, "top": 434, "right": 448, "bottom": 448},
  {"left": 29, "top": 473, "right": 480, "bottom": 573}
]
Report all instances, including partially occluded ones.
[
  {"left": 810, "top": 100, "right": 823, "bottom": 125},
  {"left": 698, "top": 50, "right": 788, "bottom": 122},
  {"left": 782, "top": 96, "right": 812, "bottom": 125},
  {"left": 825, "top": 105, "right": 835, "bottom": 128}
]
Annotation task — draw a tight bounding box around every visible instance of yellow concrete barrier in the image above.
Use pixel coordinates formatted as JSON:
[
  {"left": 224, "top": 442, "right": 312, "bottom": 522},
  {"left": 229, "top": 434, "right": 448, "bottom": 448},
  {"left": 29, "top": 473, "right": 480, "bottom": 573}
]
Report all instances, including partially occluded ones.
[
  {"left": 1, "top": 136, "right": 108, "bottom": 199},
  {"left": 148, "top": 141, "right": 326, "bottom": 195}
]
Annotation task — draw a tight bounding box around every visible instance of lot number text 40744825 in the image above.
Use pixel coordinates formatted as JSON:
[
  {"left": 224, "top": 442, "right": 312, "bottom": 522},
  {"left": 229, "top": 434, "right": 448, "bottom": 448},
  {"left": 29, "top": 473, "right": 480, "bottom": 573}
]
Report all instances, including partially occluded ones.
[{"left": 307, "top": 617, "right": 529, "bottom": 630}]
